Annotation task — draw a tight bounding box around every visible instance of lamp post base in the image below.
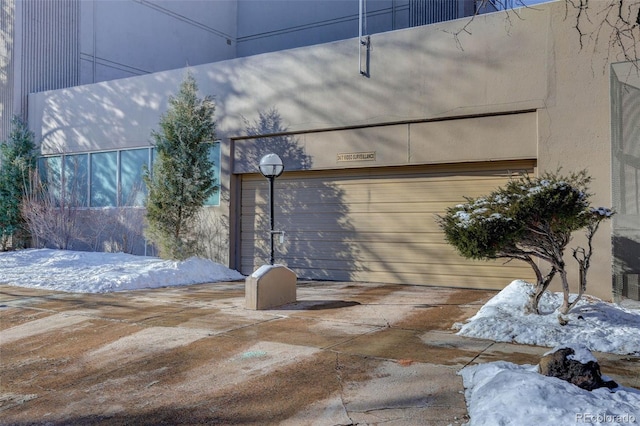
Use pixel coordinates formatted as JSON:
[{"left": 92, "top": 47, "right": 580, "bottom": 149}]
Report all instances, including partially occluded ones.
[{"left": 245, "top": 264, "right": 297, "bottom": 310}]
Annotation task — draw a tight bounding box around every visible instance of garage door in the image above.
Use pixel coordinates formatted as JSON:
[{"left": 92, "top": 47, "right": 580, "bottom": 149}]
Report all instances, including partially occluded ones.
[{"left": 239, "top": 160, "right": 535, "bottom": 289}]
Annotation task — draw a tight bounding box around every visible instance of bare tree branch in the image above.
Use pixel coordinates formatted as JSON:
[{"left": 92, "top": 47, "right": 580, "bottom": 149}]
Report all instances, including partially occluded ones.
[
  {"left": 449, "top": 1, "right": 640, "bottom": 69},
  {"left": 566, "top": 0, "right": 640, "bottom": 69}
]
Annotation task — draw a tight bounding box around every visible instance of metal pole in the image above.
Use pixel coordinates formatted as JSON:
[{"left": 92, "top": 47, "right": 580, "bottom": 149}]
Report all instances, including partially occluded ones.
[
  {"left": 359, "top": 0, "right": 363, "bottom": 74},
  {"left": 269, "top": 175, "right": 275, "bottom": 265}
]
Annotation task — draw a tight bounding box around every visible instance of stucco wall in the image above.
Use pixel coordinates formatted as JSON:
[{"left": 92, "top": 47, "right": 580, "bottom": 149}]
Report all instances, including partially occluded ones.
[
  {"left": 233, "top": 112, "right": 538, "bottom": 173},
  {"left": 536, "top": 2, "right": 616, "bottom": 301},
  {"left": 31, "top": 5, "right": 550, "bottom": 150},
  {"left": 29, "top": 1, "right": 623, "bottom": 299}
]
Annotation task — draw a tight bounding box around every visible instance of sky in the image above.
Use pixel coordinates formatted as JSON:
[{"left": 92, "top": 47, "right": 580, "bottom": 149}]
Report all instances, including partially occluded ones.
[{"left": 1, "top": 248, "right": 638, "bottom": 425}]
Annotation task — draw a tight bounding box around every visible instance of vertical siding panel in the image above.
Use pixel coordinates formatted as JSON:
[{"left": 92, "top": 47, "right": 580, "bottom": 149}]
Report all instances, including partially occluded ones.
[
  {"left": 10, "top": 0, "right": 79, "bottom": 132},
  {"left": 21, "top": 0, "right": 30, "bottom": 120},
  {"left": 410, "top": 0, "right": 461, "bottom": 27},
  {"left": 43, "top": 0, "right": 47, "bottom": 86},
  {"left": 0, "top": 0, "right": 16, "bottom": 139}
]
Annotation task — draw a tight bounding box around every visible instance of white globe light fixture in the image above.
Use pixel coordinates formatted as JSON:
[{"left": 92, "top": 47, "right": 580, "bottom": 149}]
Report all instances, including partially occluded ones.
[
  {"left": 259, "top": 153, "right": 284, "bottom": 179},
  {"left": 259, "top": 153, "right": 284, "bottom": 264}
]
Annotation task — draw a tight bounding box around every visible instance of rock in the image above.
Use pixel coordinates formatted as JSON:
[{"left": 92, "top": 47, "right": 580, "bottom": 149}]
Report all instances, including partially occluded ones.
[{"left": 538, "top": 346, "right": 618, "bottom": 391}]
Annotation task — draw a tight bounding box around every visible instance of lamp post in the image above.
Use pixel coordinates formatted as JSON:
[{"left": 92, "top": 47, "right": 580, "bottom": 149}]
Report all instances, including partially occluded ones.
[{"left": 259, "top": 153, "right": 284, "bottom": 265}]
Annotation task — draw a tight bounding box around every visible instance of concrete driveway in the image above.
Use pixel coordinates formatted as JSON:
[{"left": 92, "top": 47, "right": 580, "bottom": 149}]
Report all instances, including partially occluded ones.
[{"left": 1, "top": 281, "right": 637, "bottom": 425}]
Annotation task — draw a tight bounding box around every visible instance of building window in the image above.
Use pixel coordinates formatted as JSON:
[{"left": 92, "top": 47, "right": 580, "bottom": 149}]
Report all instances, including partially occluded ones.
[
  {"left": 206, "top": 141, "right": 221, "bottom": 206},
  {"left": 64, "top": 154, "right": 89, "bottom": 207},
  {"left": 40, "top": 144, "right": 221, "bottom": 208},
  {"left": 120, "top": 148, "right": 148, "bottom": 207},
  {"left": 38, "top": 156, "right": 62, "bottom": 203},
  {"left": 90, "top": 151, "right": 118, "bottom": 207}
]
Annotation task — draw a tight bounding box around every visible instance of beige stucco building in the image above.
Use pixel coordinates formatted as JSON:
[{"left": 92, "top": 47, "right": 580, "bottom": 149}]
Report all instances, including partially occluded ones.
[{"left": 27, "top": 1, "right": 640, "bottom": 302}]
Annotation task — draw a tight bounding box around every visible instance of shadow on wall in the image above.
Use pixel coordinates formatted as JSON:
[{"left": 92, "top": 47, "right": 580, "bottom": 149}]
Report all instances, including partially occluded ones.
[
  {"left": 615, "top": 236, "right": 640, "bottom": 274},
  {"left": 32, "top": 13, "right": 536, "bottom": 268},
  {"left": 612, "top": 65, "right": 640, "bottom": 301},
  {"left": 237, "top": 108, "right": 363, "bottom": 281},
  {"left": 193, "top": 204, "right": 230, "bottom": 265},
  {"left": 613, "top": 235, "right": 640, "bottom": 300},
  {"left": 80, "top": 208, "right": 147, "bottom": 255},
  {"left": 23, "top": 160, "right": 149, "bottom": 255}
]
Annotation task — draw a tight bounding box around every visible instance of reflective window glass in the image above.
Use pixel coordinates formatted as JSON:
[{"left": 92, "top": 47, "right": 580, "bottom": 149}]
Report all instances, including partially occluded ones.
[
  {"left": 39, "top": 156, "right": 62, "bottom": 203},
  {"left": 120, "top": 149, "right": 149, "bottom": 206},
  {"left": 205, "top": 142, "right": 220, "bottom": 206},
  {"left": 64, "top": 154, "right": 88, "bottom": 207},
  {"left": 90, "top": 151, "right": 117, "bottom": 207}
]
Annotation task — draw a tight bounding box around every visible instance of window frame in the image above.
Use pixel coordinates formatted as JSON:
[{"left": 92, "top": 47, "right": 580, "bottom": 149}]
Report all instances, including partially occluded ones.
[{"left": 39, "top": 144, "right": 222, "bottom": 209}]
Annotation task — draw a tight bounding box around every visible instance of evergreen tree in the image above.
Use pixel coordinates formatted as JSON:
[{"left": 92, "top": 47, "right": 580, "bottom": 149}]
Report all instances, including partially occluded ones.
[
  {"left": 438, "top": 170, "right": 613, "bottom": 315},
  {"left": 144, "top": 73, "right": 218, "bottom": 259},
  {"left": 0, "top": 116, "right": 37, "bottom": 250}
]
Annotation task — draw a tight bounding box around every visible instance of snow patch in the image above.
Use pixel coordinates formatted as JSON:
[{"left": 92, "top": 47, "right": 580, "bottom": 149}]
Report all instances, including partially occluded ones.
[
  {"left": 0, "top": 248, "right": 244, "bottom": 293},
  {"left": 460, "top": 362, "right": 640, "bottom": 426},
  {"left": 456, "top": 280, "right": 640, "bottom": 355},
  {"left": 544, "top": 343, "right": 598, "bottom": 364},
  {"left": 250, "top": 263, "right": 287, "bottom": 278}
]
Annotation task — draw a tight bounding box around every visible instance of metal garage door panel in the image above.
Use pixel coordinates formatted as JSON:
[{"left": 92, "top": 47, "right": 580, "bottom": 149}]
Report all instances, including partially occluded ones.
[{"left": 240, "top": 161, "right": 535, "bottom": 289}]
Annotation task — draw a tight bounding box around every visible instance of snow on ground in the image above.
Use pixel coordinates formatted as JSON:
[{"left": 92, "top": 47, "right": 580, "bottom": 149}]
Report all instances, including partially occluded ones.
[
  {"left": 455, "top": 280, "right": 640, "bottom": 356},
  {"left": 460, "top": 359, "right": 640, "bottom": 426},
  {"left": 456, "top": 280, "right": 640, "bottom": 425},
  {"left": 1, "top": 250, "right": 639, "bottom": 425},
  {"left": 0, "top": 248, "right": 244, "bottom": 293}
]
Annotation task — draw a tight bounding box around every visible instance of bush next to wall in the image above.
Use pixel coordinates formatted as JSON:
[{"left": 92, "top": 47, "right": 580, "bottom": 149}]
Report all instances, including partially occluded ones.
[
  {"left": 144, "top": 73, "right": 219, "bottom": 260},
  {"left": 437, "top": 170, "right": 613, "bottom": 316},
  {"left": 0, "top": 116, "right": 37, "bottom": 250}
]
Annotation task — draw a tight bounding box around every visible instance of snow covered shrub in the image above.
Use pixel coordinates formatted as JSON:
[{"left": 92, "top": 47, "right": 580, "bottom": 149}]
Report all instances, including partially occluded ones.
[
  {"left": 144, "top": 73, "right": 218, "bottom": 260},
  {"left": 438, "top": 170, "right": 613, "bottom": 315}
]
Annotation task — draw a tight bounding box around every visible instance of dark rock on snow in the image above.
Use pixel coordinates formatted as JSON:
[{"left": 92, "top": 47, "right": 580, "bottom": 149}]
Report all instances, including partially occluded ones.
[{"left": 539, "top": 346, "right": 618, "bottom": 391}]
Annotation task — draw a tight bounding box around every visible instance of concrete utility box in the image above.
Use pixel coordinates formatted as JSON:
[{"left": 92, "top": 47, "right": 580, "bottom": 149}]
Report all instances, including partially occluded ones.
[{"left": 245, "top": 264, "right": 297, "bottom": 310}]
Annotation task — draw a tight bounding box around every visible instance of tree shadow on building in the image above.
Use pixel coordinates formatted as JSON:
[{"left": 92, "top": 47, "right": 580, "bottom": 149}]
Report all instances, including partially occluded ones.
[
  {"left": 611, "top": 63, "right": 640, "bottom": 301},
  {"left": 613, "top": 236, "right": 640, "bottom": 300},
  {"left": 235, "top": 108, "right": 363, "bottom": 281}
]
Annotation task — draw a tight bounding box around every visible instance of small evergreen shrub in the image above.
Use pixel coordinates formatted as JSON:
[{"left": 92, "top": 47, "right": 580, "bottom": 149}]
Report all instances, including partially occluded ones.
[
  {"left": 438, "top": 170, "right": 613, "bottom": 315},
  {"left": 144, "top": 73, "right": 218, "bottom": 260},
  {"left": 0, "top": 116, "right": 37, "bottom": 249}
]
